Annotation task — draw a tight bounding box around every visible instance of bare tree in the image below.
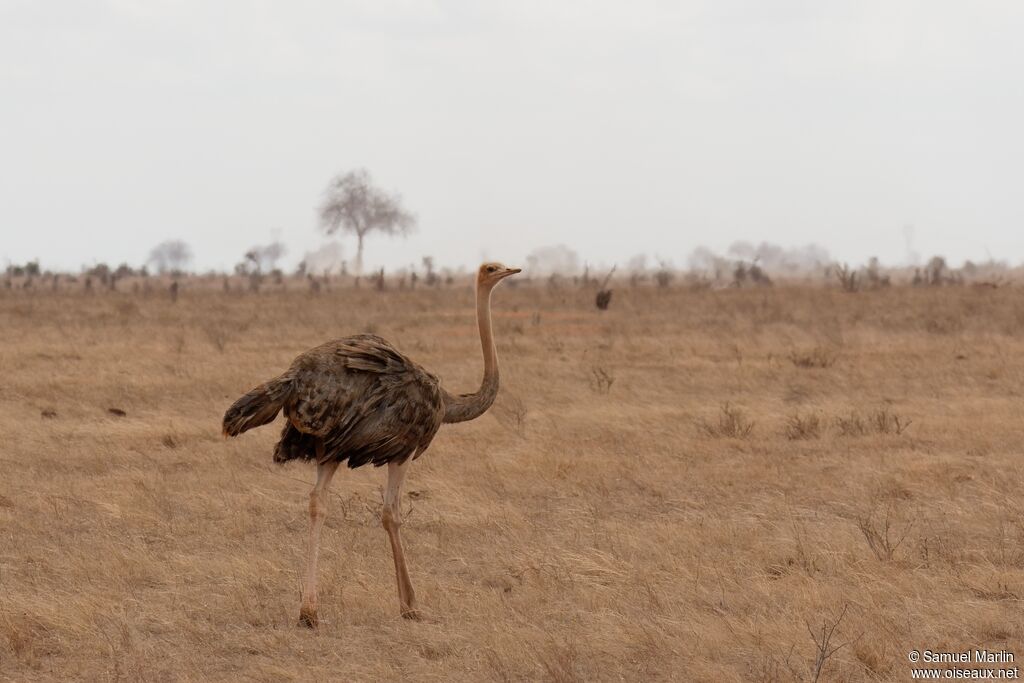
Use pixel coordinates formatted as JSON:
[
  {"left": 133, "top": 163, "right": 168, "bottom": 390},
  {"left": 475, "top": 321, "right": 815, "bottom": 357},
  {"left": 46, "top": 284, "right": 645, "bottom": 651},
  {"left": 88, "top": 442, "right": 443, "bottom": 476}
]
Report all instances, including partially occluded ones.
[
  {"left": 318, "top": 169, "right": 415, "bottom": 275},
  {"left": 148, "top": 240, "right": 193, "bottom": 276}
]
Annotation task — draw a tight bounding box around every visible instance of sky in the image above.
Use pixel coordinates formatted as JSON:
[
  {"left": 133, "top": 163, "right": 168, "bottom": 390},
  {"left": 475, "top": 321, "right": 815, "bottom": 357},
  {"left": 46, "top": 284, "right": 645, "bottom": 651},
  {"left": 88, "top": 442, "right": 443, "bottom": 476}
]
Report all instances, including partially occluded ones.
[{"left": 2, "top": 0, "right": 1022, "bottom": 274}]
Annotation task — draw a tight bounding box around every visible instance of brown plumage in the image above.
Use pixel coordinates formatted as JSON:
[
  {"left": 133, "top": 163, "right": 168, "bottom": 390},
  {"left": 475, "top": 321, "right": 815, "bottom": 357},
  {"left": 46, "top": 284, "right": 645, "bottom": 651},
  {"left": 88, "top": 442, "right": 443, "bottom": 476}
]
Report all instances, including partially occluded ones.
[
  {"left": 222, "top": 262, "right": 520, "bottom": 625},
  {"left": 223, "top": 334, "right": 444, "bottom": 468}
]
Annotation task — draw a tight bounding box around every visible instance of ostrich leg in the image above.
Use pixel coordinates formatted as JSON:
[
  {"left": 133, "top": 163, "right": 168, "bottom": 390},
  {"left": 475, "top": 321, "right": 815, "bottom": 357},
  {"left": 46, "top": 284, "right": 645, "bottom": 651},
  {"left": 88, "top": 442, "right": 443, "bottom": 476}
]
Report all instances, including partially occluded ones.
[
  {"left": 298, "top": 446, "right": 340, "bottom": 628},
  {"left": 382, "top": 460, "right": 418, "bottom": 619}
]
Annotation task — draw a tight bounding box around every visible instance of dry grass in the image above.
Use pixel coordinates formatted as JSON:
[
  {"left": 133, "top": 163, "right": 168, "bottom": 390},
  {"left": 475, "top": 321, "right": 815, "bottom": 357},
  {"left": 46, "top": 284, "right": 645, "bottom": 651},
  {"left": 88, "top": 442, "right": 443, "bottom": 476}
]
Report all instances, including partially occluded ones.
[
  {"left": 783, "top": 412, "right": 823, "bottom": 441},
  {"left": 698, "top": 402, "right": 756, "bottom": 439},
  {"left": 788, "top": 347, "right": 839, "bottom": 369},
  {"left": 1, "top": 283, "right": 1022, "bottom": 681},
  {"left": 835, "top": 408, "right": 914, "bottom": 437}
]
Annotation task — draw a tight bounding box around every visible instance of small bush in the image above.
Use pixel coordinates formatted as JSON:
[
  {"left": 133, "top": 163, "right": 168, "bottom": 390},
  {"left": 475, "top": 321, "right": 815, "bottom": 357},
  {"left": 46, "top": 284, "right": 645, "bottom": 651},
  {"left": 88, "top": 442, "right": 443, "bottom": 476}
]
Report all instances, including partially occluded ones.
[
  {"left": 699, "top": 403, "right": 755, "bottom": 439},
  {"left": 857, "top": 502, "right": 914, "bottom": 562},
  {"left": 834, "top": 263, "right": 859, "bottom": 292},
  {"left": 784, "top": 413, "right": 822, "bottom": 440}
]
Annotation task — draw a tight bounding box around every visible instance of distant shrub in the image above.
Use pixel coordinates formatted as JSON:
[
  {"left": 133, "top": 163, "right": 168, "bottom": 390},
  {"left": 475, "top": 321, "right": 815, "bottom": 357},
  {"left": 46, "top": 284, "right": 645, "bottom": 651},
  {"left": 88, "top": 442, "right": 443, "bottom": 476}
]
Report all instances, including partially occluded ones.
[
  {"left": 699, "top": 403, "right": 755, "bottom": 439},
  {"left": 833, "top": 263, "right": 859, "bottom": 292},
  {"left": 5, "top": 260, "right": 40, "bottom": 278},
  {"left": 732, "top": 261, "right": 772, "bottom": 288},
  {"left": 857, "top": 502, "right": 914, "bottom": 562},
  {"left": 595, "top": 266, "right": 615, "bottom": 310}
]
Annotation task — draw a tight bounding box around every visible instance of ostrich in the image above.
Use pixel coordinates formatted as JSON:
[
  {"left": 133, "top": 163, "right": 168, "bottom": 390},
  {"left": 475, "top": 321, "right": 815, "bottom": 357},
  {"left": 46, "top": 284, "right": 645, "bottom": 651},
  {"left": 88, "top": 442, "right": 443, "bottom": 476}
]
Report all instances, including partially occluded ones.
[{"left": 222, "top": 262, "right": 520, "bottom": 625}]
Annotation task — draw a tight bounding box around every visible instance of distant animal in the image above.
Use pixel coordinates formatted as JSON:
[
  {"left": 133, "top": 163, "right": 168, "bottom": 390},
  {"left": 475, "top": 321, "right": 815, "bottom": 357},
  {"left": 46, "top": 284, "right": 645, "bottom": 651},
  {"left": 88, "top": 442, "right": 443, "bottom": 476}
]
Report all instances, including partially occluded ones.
[
  {"left": 222, "top": 262, "right": 520, "bottom": 626},
  {"left": 595, "top": 265, "right": 616, "bottom": 310}
]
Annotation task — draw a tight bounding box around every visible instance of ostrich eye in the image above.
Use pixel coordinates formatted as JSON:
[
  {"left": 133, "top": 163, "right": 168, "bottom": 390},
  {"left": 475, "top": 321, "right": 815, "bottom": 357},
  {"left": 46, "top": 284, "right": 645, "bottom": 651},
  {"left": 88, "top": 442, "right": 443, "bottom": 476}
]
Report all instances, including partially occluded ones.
[{"left": 486, "top": 266, "right": 496, "bottom": 273}]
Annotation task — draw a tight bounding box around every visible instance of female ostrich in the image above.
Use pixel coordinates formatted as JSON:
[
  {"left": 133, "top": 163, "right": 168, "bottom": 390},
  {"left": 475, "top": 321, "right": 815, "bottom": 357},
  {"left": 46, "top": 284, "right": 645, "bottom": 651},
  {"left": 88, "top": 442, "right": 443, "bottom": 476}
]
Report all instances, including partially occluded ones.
[{"left": 222, "top": 262, "right": 520, "bottom": 625}]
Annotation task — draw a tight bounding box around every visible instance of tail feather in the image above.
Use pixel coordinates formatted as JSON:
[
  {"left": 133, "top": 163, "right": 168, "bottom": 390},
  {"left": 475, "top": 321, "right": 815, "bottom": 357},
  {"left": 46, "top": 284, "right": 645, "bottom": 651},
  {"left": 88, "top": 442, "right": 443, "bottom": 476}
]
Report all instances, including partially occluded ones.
[{"left": 223, "top": 376, "right": 293, "bottom": 437}]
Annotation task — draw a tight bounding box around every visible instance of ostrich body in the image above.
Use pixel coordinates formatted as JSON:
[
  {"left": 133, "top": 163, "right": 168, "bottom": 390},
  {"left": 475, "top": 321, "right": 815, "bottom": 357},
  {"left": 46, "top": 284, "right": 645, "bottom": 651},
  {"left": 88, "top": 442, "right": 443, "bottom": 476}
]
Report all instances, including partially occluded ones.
[{"left": 222, "top": 262, "right": 519, "bottom": 625}]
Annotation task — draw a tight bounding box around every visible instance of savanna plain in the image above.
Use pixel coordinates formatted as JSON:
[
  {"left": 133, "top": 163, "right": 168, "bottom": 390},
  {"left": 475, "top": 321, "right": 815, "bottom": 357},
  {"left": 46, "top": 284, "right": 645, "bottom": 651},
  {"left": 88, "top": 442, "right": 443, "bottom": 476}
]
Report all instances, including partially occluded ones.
[{"left": 1, "top": 279, "right": 1022, "bottom": 682}]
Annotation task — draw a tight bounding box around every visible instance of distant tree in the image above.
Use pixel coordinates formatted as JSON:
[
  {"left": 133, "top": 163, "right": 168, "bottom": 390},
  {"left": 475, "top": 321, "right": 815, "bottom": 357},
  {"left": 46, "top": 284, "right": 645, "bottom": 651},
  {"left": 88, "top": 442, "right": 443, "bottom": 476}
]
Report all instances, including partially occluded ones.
[
  {"left": 263, "top": 241, "right": 286, "bottom": 271},
  {"left": 525, "top": 244, "right": 581, "bottom": 275},
  {"left": 688, "top": 246, "right": 730, "bottom": 280},
  {"left": 302, "top": 240, "right": 345, "bottom": 276},
  {"left": 6, "top": 260, "right": 41, "bottom": 277},
  {"left": 422, "top": 256, "right": 438, "bottom": 286},
  {"left": 654, "top": 260, "right": 674, "bottom": 288},
  {"left": 148, "top": 240, "right": 193, "bottom": 276},
  {"left": 244, "top": 242, "right": 287, "bottom": 273},
  {"left": 925, "top": 256, "right": 948, "bottom": 286},
  {"left": 318, "top": 169, "right": 415, "bottom": 275},
  {"left": 727, "top": 241, "right": 756, "bottom": 262},
  {"left": 238, "top": 250, "right": 259, "bottom": 276},
  {"left": 85, "top": 263, "right": 112, "bottom": 288}
]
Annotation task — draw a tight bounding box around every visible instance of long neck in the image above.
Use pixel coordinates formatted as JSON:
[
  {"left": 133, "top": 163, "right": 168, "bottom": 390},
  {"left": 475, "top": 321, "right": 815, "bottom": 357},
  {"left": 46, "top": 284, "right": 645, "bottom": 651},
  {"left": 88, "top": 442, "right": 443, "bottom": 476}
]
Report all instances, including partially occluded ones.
[{"left": 443, "top": 283, "right": 499, "bottom": 423}]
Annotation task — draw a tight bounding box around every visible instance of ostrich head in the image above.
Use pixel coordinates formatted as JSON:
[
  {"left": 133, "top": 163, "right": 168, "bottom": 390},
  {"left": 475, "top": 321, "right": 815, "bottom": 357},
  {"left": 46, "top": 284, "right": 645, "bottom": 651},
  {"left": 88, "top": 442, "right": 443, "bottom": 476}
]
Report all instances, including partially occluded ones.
[{"left": 477, "top": 262, "right": 521, "bottom": 288}]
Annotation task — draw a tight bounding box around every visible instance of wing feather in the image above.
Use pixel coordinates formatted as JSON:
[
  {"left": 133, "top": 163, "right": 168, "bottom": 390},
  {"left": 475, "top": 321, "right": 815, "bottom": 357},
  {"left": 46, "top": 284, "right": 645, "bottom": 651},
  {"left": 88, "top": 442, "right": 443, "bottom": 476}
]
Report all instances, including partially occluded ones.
[{"left": 276, "top": 334, "right": 444, "bottom": 467}]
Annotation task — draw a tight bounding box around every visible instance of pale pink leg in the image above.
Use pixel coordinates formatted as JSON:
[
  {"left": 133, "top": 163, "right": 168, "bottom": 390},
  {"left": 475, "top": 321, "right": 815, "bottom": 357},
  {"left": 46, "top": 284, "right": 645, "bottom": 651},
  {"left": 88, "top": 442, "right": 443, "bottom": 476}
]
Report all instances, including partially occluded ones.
[
  {"left": 382, "top": 459, "right": 419, "bottom": 619},
  {"left": 298, "top": 455, "right": 340, "bottom": 627}
]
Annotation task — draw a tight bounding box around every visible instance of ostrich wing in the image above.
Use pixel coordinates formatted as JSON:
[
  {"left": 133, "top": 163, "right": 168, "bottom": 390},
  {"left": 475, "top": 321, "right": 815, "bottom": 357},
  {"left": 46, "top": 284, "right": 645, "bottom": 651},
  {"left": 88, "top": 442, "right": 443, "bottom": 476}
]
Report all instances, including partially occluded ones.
[{"left": 279, "top": 334, "right": 445, "bottom": 468}]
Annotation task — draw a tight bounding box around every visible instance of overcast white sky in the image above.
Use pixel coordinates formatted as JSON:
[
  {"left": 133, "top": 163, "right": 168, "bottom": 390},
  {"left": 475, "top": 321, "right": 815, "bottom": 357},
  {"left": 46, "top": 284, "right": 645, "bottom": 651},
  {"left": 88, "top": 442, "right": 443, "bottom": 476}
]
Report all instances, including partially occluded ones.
[{"left": 2, "top": 0, "right": 1022, "bottom": 273}]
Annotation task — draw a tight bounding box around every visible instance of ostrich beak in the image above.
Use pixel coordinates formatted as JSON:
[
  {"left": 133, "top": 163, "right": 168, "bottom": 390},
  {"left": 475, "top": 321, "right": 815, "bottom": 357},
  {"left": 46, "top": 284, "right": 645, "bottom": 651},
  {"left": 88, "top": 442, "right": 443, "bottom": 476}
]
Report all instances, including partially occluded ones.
[{"left": 503, "top": 267, "right": 521, "bottom": 277}]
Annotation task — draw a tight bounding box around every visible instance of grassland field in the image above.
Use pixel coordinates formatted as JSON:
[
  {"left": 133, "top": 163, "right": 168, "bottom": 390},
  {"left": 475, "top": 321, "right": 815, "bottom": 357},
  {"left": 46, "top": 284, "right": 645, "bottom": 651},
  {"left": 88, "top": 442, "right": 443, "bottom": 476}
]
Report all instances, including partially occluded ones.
[{"left": 1, "top": 280, "right": 1022, "bottom": 681}]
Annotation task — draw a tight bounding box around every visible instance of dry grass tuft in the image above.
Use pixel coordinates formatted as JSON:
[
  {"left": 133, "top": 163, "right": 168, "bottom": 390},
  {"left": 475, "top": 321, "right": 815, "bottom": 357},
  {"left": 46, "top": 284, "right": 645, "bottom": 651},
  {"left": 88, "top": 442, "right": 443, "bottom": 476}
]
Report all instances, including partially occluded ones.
[
  {"left": 588, "top": 365, "right": 615, "bottom": 394},
  {"left": 857, "top": 501, "right": 916, "bottom": 562},
  {"left": 834, "top": 410, "right": 869, "bottom": 437},
  {"left": 783, "top": 412, "right": 823, "bottom": 440},
  {"left": 836, "top": 408, "right": 913, "bottom": 437},
  {"left": 492, "top": 393, "right": 528, "bottom": 436},
  {"left": 699, "top": 402, "right": 755, "bottom": 439},
  {"left": 869, "top": 407, "right": 913, "bottom": 435},
  {"left": 788, "top": 346, "right": 838, "bottom": 369}
]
